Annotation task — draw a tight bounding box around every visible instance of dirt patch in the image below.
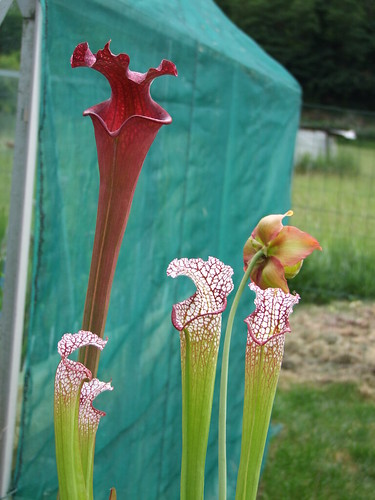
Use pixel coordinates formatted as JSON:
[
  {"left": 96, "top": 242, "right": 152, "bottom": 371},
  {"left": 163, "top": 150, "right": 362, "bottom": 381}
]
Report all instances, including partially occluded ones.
[{"left": 279, "top": 300, "right": 375, "bottom": 398}]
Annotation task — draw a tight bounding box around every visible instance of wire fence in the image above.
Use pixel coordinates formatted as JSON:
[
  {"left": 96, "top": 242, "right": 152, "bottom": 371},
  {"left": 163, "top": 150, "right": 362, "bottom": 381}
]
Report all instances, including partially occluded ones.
[
  {"left": 291, "top": 104, "right": 375, "bottom": 301},
  {"left": 1, "top": 78, "right": 375, "bottom": 312}
]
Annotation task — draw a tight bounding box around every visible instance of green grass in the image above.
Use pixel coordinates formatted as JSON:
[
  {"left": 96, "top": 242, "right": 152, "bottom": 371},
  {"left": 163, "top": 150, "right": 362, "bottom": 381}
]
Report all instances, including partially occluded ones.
[
  {"left": 291, "top": 139, "right": 375, "bottom": 300},
  {"left": 0, "top": 113, "right": 15, "bottom": 310},
  {"left": 295, "top": 150, "right": 359, "bottom": 176},
  {"left": 259, "top": 383, "right": 375, "bottom": 499},
  {"left": 0, "top": 125, "right": 14, "bottom": 213},
  {"left": 0, "top": 51, "right": 20, "bottom": 70}
]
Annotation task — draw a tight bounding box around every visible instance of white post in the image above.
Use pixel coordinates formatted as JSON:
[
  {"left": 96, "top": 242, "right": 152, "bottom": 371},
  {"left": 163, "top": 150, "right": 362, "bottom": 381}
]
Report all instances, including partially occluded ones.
[
  {"left": 0, "top": 0, "right": 14, "bottom": 25},
  {"left": 0, "top": 0, "right": 41, "bottom": 496}
]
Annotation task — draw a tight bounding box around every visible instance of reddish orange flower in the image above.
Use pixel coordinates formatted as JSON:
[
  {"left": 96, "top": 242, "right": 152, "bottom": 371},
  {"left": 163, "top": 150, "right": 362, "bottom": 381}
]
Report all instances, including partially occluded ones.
[{"left": 243, "top": 210, "right": 321, "bottom": 293}]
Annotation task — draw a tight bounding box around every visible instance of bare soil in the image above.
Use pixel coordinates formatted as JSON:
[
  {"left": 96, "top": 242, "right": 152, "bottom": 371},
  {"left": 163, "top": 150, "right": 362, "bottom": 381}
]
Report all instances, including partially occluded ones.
[{"left": 280, "top": 300, "right": 375, "bottom": 398}]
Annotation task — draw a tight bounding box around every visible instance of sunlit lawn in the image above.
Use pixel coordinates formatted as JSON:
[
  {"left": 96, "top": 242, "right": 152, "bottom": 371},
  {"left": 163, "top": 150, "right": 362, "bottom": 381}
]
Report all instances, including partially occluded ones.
[
  {"left": 291, "top": 140, "right": 375, "bottom": 300},
  {"left": 1, "top": 110, "right": 375, "bottom": 497},
  {"left": 0, "top": 114, "right": 15, "bottom": 218},
  {"left": 259, "top": 383, "right": 375, "bottom": 499},
  {"left": 0, "top": 114, "right": 15, "bottom": 309},
  {"left": 292, "top": 140, "right": 375, "bottom": 247},
  {"left": 0, "top": 144, "right": 13, "bottom": 214}
]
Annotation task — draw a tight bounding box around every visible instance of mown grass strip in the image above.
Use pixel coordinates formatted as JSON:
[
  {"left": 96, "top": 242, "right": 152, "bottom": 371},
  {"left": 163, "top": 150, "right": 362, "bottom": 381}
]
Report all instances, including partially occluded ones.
[{"left": 259, "top": 383, "right": 375, "bottom": 500}]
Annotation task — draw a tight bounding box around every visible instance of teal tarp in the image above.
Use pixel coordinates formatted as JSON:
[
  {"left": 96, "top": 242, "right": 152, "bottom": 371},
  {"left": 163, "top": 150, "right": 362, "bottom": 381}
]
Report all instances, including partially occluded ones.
[{"left": 14, "top": 0, "right": 301, "bottom": 498}]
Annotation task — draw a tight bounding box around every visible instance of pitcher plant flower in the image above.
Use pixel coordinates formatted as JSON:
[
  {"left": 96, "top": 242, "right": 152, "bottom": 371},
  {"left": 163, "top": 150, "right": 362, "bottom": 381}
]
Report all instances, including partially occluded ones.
[
  {"left": 235, "top": 284, "right": 299, "bottom": 500},
  {"left": 71, "top": 41, "right": 177, "bottom": 376},
  {"left": 219, "top": 212, "right": 321, "bottom": 499},
  {"left": 167, "top": 257, "right": 234, "bottom": 500},
  {"left": 243, "top": 210, "right": 322, "bottom": 293},
  {"left": 54, "top": 330, "right": 113, "bottom": 499}
]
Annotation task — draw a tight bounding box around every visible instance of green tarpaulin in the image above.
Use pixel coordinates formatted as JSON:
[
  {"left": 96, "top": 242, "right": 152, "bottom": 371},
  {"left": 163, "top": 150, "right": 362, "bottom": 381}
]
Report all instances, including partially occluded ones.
[{"left": 14, "top": 0, "right": 300, "bottom": 497}]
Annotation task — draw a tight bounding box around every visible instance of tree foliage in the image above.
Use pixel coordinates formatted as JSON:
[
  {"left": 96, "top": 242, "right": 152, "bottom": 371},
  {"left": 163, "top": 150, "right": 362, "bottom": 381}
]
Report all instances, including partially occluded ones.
[
  {"left": 215, "top": 0, "right": 375, "bottom": 110},
  {"left": 0, "top": 4, "right": 22, "bottom": 55}
]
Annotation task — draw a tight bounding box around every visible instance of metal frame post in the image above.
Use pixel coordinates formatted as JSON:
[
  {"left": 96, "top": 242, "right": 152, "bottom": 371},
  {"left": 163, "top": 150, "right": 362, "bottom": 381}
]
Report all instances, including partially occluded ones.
[{"left": 0, "top": 0, "right": 41, "bottom": 496}]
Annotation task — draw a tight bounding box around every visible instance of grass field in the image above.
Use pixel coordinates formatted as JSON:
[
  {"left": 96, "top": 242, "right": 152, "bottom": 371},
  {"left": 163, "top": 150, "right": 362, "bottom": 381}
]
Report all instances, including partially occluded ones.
[
  {"left": 259, "top": 383, "right": 375, "bottom": 499},
  {"left": 291, "top": 139, "right": 375, "bottom": 301},
  {"left": 1, "top": 105, "right": 374, "bottom": 497},
  {"left": 0, "top": 111, "right": 374, "bottom": 303},
  {"left": 0, "top": 119, "right": 14, "bottom": 216},
  {"left": 0, "top": 113, "right": 15, "bottom": 309}
]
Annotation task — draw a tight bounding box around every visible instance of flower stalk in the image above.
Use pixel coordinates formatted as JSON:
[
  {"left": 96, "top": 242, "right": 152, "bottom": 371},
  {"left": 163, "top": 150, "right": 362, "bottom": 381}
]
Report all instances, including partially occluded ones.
[
  {"left": 219, "top": 211, "right": 320, "bottom": 499},
  {"left": 218, "top": 249, "right": 263, "bottom": 500}
]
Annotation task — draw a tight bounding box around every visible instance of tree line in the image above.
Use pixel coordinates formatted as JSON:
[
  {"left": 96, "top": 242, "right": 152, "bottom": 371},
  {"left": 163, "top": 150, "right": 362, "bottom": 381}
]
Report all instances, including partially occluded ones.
[
  {"left": 1, "top": 2, "right": 375, "bottom": 111},
  {"left": 215, "top": 0, "right": 375, "bottom": 111}
]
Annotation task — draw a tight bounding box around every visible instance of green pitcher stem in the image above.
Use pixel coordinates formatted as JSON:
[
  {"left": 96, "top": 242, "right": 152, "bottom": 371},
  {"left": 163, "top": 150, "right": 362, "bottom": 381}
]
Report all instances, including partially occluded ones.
[
  {"left": 54, "top": 392, "right": 89, "bottom": 500},
  {"left": 235, "top": 344, "right": 280, "bottom": 500},
  {"left": 79, "top": 432, "right": 96, "bottom": 500},
  {"left": 218, "top": 249, "right": 263, "bottom": 500},
  {"left": 180, "top": 330, "right": 220, "bottom": 500}
]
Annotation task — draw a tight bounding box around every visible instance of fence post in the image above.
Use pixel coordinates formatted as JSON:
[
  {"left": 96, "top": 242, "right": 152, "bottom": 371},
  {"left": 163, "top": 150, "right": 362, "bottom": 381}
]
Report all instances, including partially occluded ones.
[{"left": 0, "top": 0, "right": 41, "bottom": 496}]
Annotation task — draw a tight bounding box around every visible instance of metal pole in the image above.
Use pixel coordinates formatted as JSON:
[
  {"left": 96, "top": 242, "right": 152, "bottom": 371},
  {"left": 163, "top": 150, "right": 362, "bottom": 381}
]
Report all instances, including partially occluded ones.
[
  {"left": 0, "top": 0, "right": 41, "bottom": 496},
  {"left": 0, "top": 0, "right": 14, "bottom": 26}
]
